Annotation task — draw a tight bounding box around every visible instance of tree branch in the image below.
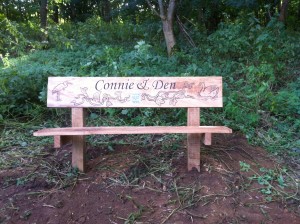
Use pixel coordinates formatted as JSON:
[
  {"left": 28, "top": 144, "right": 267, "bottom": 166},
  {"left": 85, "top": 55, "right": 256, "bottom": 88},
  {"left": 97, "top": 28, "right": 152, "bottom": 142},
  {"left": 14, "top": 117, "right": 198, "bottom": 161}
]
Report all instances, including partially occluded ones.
[
  {"left": 279, "top": 0, "right": 289, "bottom": 22},
  {"left": 167, "top": 0, "right": 176, "bottom": 22},
  {"left": 158, "top": 0, "right": 165, "bottom": 19},
  {"left": 176, "top": 15, "right": 196, "bottom": 48},
  {"left": 146, "top": 0, "right": 165, "bottom": 20}
]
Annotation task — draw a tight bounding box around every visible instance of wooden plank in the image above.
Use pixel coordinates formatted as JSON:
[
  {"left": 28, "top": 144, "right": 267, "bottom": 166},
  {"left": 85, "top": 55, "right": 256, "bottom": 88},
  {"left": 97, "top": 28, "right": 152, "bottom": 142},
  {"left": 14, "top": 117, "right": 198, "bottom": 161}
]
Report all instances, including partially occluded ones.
[
  {"left": 54, "top": 135, "right": 61, "bottom": 148},
  {"left": 33, "top": 126, "right": 232, "bottom": 136},
  {"left": 203, "top": 133, "right": 212, "bottom": 145},
  {"left": 54, "top": 135, "right": 72, "bottom": 148},
  {"left": 187, "top": 108, "right": 201, "bottom": 172},
  {"left": 47, "top": 77, "right": 223, "bottom": 108},
  {"left": 71, "top": 108, "right": 86, "bottom": 172}
]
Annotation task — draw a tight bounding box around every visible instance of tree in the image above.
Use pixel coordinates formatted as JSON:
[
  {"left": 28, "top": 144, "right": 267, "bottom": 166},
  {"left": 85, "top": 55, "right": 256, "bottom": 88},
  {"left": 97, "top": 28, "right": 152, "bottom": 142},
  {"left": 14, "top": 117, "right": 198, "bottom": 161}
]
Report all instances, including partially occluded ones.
[
  {"left": 279, "top": 0, "right": 289, "bottom": 23},
  {"left": 52, "top": 2, "right": 59, "bottom": 23},
  {"left": 99, "top": 0, "right": 112, "bottom": 22},
  {"left": 40, "top": 0, "right": 48, "bottom": 28},
  {"left": 147, "top": 0, "right": 176, "bottom": 56}
]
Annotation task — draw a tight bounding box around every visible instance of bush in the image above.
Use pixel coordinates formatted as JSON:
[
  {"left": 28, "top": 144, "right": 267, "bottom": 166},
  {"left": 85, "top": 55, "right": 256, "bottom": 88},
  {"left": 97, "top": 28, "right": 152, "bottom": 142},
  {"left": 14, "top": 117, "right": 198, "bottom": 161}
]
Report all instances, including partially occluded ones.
[
  {"left": 0, "top": 14, "right": 43, "bottom": 56},
  {"left": 0, "top": 16, "right": 299, "bottom": 154}
]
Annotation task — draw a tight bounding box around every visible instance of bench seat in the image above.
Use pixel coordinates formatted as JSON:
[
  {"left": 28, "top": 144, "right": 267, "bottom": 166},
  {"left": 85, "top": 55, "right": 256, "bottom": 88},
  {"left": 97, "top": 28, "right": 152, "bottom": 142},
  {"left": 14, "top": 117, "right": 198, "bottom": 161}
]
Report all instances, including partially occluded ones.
[{"left": 34, "top": 126, "right": 232, "bottom": 136}]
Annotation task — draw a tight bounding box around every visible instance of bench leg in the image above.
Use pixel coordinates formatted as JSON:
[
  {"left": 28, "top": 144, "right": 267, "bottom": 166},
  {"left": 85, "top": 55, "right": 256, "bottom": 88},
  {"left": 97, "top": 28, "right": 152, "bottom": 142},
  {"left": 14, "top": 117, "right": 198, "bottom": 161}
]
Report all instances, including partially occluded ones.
[
  {"left": 202, "top": 133, "right": 212, "bottom": 146},
  {"left": 54, "top": 136, "right": 72, "bottom": 148},
  {"left": 72, "top": 136, "right": 86, "bottom": 172},
  {"left": 71, "top": 108, "right": 86, "bottom": 172},
  {"left": 187, "top": 133, "right": 201, "bottom": 172},
  {"left": 187, "top": 108, "right": 201, "bottom": 172}
]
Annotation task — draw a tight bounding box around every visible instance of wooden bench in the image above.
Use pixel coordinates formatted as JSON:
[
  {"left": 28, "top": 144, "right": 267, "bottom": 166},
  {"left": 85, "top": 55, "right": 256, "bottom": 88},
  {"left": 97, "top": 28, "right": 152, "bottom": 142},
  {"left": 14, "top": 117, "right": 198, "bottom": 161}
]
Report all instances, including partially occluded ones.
[{"left": 34, "top": 76, "right": 232, "bottom": 172}]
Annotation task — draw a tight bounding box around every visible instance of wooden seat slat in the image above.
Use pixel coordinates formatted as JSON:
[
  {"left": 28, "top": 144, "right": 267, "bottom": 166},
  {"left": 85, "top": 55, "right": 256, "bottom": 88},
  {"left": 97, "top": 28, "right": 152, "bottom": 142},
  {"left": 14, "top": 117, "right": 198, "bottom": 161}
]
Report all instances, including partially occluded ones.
[{"left": 34, "top": 126, "right": 232, "bottom": 136}]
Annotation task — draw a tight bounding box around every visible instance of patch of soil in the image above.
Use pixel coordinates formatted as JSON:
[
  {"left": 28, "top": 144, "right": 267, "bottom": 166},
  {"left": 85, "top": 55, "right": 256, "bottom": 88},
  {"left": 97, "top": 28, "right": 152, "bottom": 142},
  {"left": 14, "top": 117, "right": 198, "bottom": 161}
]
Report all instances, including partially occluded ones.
[{"left": 0, "top": 134, "right": 299, "bottom": 224}]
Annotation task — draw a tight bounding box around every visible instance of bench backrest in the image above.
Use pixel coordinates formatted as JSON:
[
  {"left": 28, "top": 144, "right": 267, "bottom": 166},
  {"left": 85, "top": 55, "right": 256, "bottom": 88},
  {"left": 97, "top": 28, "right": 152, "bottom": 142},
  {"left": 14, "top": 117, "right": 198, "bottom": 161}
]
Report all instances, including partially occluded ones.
[{"left": 47, "top": 77, "right": 223, "bottom": 108}]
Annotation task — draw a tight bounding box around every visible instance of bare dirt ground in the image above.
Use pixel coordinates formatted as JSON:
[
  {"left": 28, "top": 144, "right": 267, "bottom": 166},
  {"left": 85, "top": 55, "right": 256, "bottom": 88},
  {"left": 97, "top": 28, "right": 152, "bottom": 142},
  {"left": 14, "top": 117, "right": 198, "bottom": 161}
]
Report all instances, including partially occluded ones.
[{"left": 1, "top": 133, "right": 299, "bottom": 224}]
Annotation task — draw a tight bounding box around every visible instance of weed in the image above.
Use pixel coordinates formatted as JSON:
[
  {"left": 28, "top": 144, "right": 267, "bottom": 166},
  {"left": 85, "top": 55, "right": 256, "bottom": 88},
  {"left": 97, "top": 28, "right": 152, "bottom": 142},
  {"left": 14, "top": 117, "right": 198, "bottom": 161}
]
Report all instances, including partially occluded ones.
[
  {"left": 20, "top": 210, "right": 32, "bottom": 220},
  {"left": 117, "top": 206, "right": 145, "bottom": 224},
  {"left": 239, "top": 162, "right": 299, "bottom": 202},
  {"left": 239, "top": 161, "right": 251, "bottom": 172}
]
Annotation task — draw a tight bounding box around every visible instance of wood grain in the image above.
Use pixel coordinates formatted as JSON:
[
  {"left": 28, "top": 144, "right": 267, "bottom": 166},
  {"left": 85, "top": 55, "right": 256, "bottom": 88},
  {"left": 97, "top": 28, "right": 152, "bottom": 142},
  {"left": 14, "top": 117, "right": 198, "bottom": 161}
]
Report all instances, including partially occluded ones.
[
  {"left": 71, "top": 108, "right": 86, "bottom": 172},
  {"left": 187, "top": 108, "right": 201, "bottom": 172},
  {"left": 54, "top": 135, "right": 61, "bottom": 148},
  {"left": 47, "top": 77, "right": 223, "bottom": 108},
  {"left": 203, "top": 133, "right": 212, "bottom": 145},
  {"left": 33, "top": 126, "right": 232, "bottom": 136}
]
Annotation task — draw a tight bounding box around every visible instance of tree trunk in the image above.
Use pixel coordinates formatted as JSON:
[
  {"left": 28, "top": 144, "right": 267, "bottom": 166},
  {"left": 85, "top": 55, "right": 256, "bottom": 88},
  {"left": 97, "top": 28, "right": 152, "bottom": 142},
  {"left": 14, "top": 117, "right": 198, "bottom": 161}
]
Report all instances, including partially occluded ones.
[
  {"left": 198, "top": 7, "right": 205, "bottom": 27},
  {"left": 162, "top": 19, "right": 176, "bottom": 56},
  {"left": 40, "top": 0, "right": 48, "bottom": 28},
  {"left": 102, "top": 0, "right": 111, "bottom": 22},
  {"left": 52, "top": 4, "right": 59, "bottom": 23},
  {"left": 159, "top": 0, "right": 176, "bottom": 56},
  {"left": 279, "top": 0, "right": 289, "bottom": 23},
  {"left": 298, "top": 0, "right": 300, "bottom": 20},
  {"left": 5, "top": 0, "right": 9, "bottom": 18},
  {"left": 206, "top": 2, "right": 221, "bottom": 33},
  {"left": 17, "top": 0, "right": 22, "bottom": 19},
  {"left": 146, "top": 0, "right": 176, "bottom": 56},
  {"left": 70, "top": 1, "right": 76, "bottom": 21}
]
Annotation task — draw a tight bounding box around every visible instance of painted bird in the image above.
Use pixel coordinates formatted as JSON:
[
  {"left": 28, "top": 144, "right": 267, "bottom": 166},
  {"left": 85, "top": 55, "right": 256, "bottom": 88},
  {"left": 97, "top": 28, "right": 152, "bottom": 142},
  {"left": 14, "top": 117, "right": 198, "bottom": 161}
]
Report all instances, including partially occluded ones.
[
  {"left": 198, "top": 82, "right": 219, "bottom": 100},
  {"left": 52, "top": 81, "right": 72, "bottom": 101}
]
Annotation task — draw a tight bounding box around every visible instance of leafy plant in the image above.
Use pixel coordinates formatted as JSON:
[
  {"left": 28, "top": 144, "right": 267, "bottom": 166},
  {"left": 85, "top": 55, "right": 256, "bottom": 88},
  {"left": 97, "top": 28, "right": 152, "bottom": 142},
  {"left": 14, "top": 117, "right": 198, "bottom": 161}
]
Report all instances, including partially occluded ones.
[
  {"left": 239, "top": 161, "right": 251, "bottom": 172},
  {"left": 239, "top": 162, "right": 297, "bottom": 202},
  {"left": 0, "top": 53, "right": 10, "bottom": 67}
]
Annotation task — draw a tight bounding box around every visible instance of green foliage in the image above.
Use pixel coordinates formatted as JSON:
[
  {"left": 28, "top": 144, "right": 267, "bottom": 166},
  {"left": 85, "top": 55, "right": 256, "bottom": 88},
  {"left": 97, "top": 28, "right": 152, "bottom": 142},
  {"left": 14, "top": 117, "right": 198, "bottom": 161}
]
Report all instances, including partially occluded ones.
[
  {"left": 0, "top": 14, "right": 43, "bottom": 56},
  {"left": 239, "top": 162, "right": 294, "bottom": 202},
  {"left": 239, "top": 161, "right": 251, "bottom": 172},
  {"left": 47, "top": 17, "right": 149, "bottom": 50},
  {"left": 205, "top": 16, "right": 300, "bottom": 149},
  {"left": 0, "top": 15, "right": 28, "bottom": 55},
  {"left": 208, "top": 23, "right": 251, "bottom": 59},
  {"left": 0, "top": 53, "right": 10, "bottom": 67},
  {"left": 0, "top": 14, "right": 299, "bottom": 155},
  {"left": 268, "top": 78, "right": 300, "bottom": 117}
]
